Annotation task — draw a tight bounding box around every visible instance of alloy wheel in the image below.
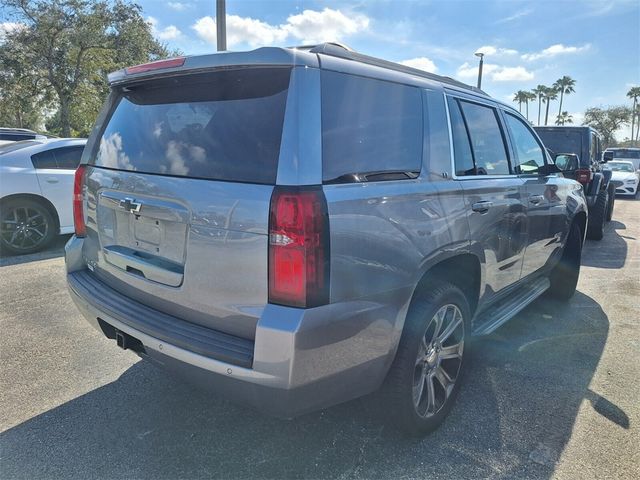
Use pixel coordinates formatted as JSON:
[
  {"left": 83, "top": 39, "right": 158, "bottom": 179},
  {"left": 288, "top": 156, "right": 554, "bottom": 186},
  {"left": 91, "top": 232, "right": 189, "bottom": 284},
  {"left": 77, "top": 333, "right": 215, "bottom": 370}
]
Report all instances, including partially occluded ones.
[
  {"left": 1, "top": 206, "right": 50, "bottom": 252},
  {"left": 412, "top": 303, "right": 465, "bottom": 418}
]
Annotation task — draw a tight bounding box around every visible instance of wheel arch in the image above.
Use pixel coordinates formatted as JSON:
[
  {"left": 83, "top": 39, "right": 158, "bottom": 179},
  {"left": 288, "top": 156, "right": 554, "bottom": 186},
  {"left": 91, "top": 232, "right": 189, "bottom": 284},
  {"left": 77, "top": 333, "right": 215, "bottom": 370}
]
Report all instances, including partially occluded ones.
[{"left": 0, "top": 193, "right": 61, "bottom": 234}]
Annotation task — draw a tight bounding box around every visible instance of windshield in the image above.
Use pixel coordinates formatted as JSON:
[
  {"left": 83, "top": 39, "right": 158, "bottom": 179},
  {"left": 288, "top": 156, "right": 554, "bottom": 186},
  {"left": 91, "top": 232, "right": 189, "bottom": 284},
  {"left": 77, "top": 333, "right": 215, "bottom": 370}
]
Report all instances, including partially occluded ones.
[
  {"left": 607, "top": 162, "right": 635, "bottom": 172},
  {"left": 92, "top": 67, "right": 291, "bottom": 184}
]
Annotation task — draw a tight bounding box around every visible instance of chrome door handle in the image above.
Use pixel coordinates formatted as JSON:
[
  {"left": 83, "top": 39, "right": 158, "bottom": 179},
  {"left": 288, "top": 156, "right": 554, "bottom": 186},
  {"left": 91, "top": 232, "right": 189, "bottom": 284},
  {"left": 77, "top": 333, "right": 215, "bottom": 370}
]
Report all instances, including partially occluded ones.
[
  {"left": 45, "top": 177, "right": 59, "bottom": 184},
  {"left": 472, "top": 201, "right": 493, "bottom": 213},
  {"left": 529, "top": 195, "right": 544, "bottom": 205}
]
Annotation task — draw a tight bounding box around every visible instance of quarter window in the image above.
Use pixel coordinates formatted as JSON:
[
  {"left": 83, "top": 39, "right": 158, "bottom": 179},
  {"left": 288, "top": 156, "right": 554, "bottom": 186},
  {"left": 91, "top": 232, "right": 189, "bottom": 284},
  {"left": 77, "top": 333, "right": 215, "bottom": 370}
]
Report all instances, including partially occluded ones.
[
  {"left": 31, "top": 146, "right": 84, "bottom": 170},
  {"left": 458, "top": 100, "right": 510, "bottom": 175},
  {"left": 504, "top": 113, "right": 546, "bottom": 174},
  {"left": 321, "top": 71, "right": 423, "bottom": 183}
]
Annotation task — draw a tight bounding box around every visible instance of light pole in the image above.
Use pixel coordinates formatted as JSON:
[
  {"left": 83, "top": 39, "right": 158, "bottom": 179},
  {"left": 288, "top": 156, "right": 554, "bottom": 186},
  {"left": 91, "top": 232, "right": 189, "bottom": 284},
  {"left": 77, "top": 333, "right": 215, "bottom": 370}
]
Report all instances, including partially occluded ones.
[
  {"left": 475, "top": 52, "right": 484, "bottom": 89},
  {"left": 216, "top": 0, "right": 227, "bottom": 51}
]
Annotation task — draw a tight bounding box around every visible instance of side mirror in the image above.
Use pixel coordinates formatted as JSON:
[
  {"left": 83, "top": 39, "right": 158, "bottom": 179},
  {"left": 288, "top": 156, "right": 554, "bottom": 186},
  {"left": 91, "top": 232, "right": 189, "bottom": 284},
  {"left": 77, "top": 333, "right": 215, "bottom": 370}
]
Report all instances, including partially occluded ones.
[
  {"left": 555, "top": 153, "right": 579, "bottom": 172},
  {"left": 602, "top": 152, "right": 613, "bottom": 163}
]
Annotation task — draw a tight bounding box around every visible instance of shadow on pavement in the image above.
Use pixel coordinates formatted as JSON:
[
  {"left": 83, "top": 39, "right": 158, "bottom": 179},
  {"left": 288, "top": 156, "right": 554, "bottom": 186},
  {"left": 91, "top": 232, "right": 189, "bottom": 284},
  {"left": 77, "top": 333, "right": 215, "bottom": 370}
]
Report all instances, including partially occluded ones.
[
  {"left": 0, "top": 234, "right": 71, "bottom": 267},
  {"left": 581, "top": 220, "right": 629, "bottom": 269},
  {"left": 0, "top": 292, "right": 614, "bottom": 479}
]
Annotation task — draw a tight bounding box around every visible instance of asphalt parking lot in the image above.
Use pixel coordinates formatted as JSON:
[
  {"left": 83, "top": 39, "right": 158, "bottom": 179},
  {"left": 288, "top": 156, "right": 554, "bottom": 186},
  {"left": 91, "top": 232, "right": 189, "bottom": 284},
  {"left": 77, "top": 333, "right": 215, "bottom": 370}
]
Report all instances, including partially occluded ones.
[{"left": 1, "top": 197, "right": 638, "bottom": 480}]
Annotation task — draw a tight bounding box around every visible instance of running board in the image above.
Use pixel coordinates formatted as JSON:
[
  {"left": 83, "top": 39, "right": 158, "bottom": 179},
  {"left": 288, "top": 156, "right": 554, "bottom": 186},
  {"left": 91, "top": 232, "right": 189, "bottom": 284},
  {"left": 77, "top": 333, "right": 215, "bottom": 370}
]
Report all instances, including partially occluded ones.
[{"left": 472, "top": 277, "right": 550, "bottom": 336}]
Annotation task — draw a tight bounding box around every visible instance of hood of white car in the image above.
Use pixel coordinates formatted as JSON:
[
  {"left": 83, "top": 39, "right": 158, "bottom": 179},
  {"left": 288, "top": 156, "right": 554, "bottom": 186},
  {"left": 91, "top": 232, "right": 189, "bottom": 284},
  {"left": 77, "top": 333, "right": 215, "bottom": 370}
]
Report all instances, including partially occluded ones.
[{"left": 610, "top": 171, "right": 638, "bottom": 182}]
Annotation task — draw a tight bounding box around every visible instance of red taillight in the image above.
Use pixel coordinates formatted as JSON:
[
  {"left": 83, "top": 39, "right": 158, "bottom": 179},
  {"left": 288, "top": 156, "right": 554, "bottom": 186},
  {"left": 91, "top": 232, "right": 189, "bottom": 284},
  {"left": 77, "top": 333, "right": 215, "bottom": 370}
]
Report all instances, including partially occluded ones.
[
  {"left": 576, "top": 168, "right": 591, "bottom": 185},
  {"left": 73, "top": 165, "right": 87, "bottom": 237},
  {"left": 268, "top": 186, "right": 330, "bottom": 308},
  {"left": 125, "top": 57, "right": 185, "bottom": 75}
]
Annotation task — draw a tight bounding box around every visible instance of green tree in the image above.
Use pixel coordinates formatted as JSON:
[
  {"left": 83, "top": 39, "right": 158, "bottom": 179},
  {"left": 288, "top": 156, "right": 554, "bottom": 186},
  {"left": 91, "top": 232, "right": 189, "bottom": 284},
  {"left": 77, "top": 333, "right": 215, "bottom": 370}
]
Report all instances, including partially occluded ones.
[
  {"left": 532, "top": 85, "right": 547, "bottom": 126},
  {"left": 555, "top": 111, "right": 573, "bottom": 126},
  {"left": 543, "top": 86, "right": 558, "bottom": 126},
  {"left": 583, "top": 106, "right": 632, "bottom": 148},
  {"left": 0, "top": 0, "right": 170, "bottom": 137},
  {"left": 553, "top": 76, "right": 576, "bottom": 119},
  {"left": 626, "top": 86, "right": 640, "bottom": 144}
]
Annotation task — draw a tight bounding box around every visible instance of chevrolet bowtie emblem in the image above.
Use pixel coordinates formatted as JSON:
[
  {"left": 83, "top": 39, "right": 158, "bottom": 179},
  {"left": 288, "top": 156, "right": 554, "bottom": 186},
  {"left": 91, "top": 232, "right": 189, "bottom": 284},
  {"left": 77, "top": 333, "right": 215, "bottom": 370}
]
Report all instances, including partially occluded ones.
[{"left": 119, "top": 197, "right": 142, "bottom": 213}]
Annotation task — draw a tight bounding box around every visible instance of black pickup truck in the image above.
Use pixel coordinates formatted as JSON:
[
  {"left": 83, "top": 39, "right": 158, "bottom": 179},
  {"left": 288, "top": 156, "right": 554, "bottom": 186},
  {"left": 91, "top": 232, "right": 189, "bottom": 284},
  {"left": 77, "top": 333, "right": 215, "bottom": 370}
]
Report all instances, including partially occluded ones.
[{"left": 535, "top": 126, "right": 614, "bottom": 240}]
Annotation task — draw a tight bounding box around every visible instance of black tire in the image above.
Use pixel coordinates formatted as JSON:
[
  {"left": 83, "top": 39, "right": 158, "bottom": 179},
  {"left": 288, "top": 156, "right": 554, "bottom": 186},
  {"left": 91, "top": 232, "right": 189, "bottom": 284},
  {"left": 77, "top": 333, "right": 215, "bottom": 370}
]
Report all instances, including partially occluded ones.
[
  {"left": 381, "top": 281, "right": 471, "bottom": 437},
  {"left": 0, "top": 198, "right": 56, "bottom": 255},
  {"left": 547, "top": 222, "right": 582, "bottom": 301},
  {"left": 606, "top": 183, "right": 615, "bottom": 222},
  {"left": 586, "top": 189, "right": 608, "bottom": 241}
]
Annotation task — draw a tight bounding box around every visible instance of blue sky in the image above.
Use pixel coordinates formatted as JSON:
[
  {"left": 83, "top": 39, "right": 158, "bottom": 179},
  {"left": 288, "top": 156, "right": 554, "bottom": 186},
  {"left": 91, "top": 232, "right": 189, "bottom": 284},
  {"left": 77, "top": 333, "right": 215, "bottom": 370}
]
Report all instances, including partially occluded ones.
[{"left": 138, "top": 0, "right": 639, "bottom": 138}]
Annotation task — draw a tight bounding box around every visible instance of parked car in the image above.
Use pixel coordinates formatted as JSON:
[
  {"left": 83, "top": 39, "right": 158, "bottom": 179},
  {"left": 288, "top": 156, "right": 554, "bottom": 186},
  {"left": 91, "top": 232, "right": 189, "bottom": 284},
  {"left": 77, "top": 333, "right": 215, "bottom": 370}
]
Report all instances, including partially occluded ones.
[
  {"left": 604, "top": 160, "right": 639, "bottom": 197},
  {"left": 66, "top": 44, "right": 588, "bottom": 436},
  {"left": 0, "top": 127, "right": 48, "bottom": 146},
  {"left": 534, "top": 126, "right": 614, "bottom": 239},
  {"left": 0, "top": 138, "right": 87, "bottom": 254},
  {"left": 603, "top": 147, "right": 640, "bottom": 171}
]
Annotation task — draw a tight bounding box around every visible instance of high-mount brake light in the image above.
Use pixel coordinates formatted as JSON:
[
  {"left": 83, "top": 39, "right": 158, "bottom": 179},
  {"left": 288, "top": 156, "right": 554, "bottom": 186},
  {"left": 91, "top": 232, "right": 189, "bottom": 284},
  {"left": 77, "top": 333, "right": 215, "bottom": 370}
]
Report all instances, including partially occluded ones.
[
  {"left": 125, "top": 57, "right": 185, "bottom": 75},
  {"left": 268, "top": 186, "right": 330, "bottom": 308},
  {"left": 73, "top": 165, "right": 87, "bottom": 237}
]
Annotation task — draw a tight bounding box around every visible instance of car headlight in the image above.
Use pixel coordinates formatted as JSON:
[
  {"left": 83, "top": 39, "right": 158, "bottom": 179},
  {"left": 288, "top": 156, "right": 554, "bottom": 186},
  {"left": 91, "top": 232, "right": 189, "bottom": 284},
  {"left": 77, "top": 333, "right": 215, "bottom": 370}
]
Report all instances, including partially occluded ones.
[{"left": 625, "top": 179, "right": 638, "bottom": 184}]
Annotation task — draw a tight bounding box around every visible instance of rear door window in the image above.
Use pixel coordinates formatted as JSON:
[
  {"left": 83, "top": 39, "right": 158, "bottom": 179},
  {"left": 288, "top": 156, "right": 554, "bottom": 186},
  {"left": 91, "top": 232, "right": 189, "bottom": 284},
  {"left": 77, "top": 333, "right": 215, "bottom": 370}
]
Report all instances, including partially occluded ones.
[
  {"left": 458, "top": 100, "right": 510, "bottom": 175},
  {"left": 321, "top": 71, "right": 423, "bottom": 183},
  {"left": 92, "top": 68, "right": 291, "bottom": 184},
  {"left": 448, "top": 98, "right": 475, "bottom": 176}
]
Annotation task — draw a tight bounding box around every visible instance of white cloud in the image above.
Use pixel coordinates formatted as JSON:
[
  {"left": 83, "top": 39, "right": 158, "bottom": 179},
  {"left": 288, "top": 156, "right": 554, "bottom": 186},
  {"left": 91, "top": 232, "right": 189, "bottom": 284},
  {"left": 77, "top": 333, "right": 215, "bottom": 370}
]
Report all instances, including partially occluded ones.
[
  {"left": 457, "top": 62, "right": 534, "bottom": 82},
  {"left": 475, "top": 45, "right": 518, "bottom": 56},
  {"left": 400, "top": 57, "right": 438, "bottom": 73},
  {"left": 193, "top": 15, "right": 288, "bottom": 47},
  {"left": 492, "top": 66, "right": 534, "bottom": 82},
  {"left": 147, "top": 16, "right": 182, "bottom": 41},
  {"left": 0, "top": 22, "right": 25, "bottom": 42},
  {"left": 495, "top": 8, "right": 533, "bottom": 24},
  {"left": 284, "top": 8, "right": 369, "bottom": 44},
  {"left": 192, "top": 7, "right": 369, "bottom": 48},
  {"left": 167, "top": 2, "right": 189, "bottom": 11},
  {"left": 522, "top": 43, "right": 591, "bottom": 61}
]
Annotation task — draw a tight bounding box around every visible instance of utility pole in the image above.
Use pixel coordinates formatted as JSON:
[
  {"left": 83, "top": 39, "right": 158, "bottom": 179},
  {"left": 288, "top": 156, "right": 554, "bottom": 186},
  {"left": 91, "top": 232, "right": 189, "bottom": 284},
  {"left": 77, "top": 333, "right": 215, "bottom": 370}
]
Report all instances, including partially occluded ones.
[
  {"left": 475, "top": 52, "right": 484, "bottom": 90},
  {"left": 216, "top": 0, "right": 227, "bottom": 51}
]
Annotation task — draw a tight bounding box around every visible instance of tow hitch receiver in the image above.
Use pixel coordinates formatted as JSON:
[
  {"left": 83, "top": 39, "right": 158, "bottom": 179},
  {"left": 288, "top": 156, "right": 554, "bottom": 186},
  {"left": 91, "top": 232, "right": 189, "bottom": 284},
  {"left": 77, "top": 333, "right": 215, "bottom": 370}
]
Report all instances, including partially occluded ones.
[{"left": 115, "top": 329, "right": 145, "bottom": 354}]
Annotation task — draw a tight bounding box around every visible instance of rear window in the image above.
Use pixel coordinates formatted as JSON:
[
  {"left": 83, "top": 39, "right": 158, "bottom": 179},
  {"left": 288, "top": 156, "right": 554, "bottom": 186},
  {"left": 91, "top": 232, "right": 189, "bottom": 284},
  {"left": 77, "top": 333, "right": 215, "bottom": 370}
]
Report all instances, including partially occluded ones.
[
  {"left": 92, "top": 68, "right": 291, "bottom": 184},
  {"left": 536, "top": 130, "right": 582, "bottom": 157},
  {"left": 321, "top": 71, "right": 423, "bottom": 183},
  {"left": 0, "top": 140, "right": 43, "bottom": 155},
  {"left": 608, "top": 149, "right": 640, "bottom": 159}
]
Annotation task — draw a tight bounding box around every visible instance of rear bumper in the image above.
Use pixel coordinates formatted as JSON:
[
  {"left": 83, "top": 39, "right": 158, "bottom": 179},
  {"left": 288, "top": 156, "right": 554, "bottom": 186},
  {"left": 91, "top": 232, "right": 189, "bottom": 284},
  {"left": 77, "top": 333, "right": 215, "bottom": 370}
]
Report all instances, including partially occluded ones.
[{"left": 65, "top": 236, "right": 404, "bottom": 417}]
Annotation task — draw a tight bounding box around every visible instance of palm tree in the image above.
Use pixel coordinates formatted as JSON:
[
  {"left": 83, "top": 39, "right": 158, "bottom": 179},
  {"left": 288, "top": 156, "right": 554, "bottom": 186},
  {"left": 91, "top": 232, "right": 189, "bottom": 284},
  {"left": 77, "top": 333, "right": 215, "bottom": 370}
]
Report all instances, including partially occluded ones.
[
  {"left": 555, "top": 111, "right": 573, "bottom": 126},
  {"left": 525, "top": 92, "right": 536, "bottom": 121},
  {"left": 553, "top": 76, "right": 576, "bottom": 119},
  {"left": 513, "top": 90, "right": 529, "bottom": 113},
  {"left": 532, "top": 85, "right": 547, "bottom": 126},
  {"left": 627, "top": 86, "right": 640, "bottom": 144},
  {"left": 543, "top": 87, "right": 558, "bottom": 125}
]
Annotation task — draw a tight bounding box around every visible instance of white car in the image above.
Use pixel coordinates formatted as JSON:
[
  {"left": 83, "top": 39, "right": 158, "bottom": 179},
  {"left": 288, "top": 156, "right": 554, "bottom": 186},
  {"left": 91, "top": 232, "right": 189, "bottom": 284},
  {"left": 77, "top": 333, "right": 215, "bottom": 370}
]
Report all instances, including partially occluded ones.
[
  {"left": 0, "top": 138, "right": 87, "bottom": 254},
  {"left": 606, "top": 160, "right": 639, "bottom": 197}
]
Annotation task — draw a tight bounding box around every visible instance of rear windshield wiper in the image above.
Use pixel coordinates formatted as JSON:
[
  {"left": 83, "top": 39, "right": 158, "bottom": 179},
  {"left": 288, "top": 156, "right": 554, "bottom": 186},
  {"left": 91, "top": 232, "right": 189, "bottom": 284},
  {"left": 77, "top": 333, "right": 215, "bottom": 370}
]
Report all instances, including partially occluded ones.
[{"left": 324, "top": 171, "right": 419, "bottom": 184}]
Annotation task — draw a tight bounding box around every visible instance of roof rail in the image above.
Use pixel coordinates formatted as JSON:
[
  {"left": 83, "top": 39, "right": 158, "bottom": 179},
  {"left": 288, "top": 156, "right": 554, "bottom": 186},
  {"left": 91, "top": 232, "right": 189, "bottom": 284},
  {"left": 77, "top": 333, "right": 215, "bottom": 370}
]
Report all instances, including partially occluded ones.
[{"left": 296, "top": 42, "right": 486, "bottom": 95}]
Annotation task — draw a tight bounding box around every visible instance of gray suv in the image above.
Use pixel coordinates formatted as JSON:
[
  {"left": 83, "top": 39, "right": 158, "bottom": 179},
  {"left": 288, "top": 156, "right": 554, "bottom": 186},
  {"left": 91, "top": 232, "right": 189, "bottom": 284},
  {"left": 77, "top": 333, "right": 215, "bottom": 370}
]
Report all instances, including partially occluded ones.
[{"left": 66, "top": 44, "right": 588, "bottom": 436}]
